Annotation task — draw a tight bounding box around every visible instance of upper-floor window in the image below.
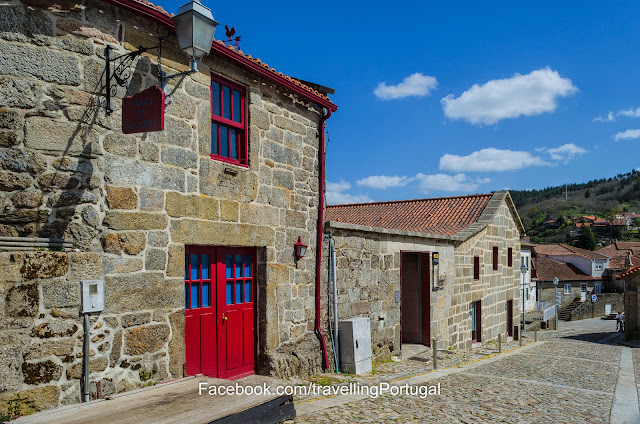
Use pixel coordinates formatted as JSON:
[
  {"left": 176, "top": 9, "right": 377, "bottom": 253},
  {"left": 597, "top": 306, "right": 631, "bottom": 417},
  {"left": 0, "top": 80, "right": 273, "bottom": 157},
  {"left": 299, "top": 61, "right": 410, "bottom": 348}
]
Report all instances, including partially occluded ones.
[
  {"left": 564, "top": 283, "right": 571, "bottom": 294},
  {"left": 473, "top": 256, "right": 480, "bottom": 280},
  {"left": 595, "top": 263, "right": 603, "bottom": 271},
  {"left": 211, "top": 75, "right": 247, "bottom": 166},
  {"left": 508, "top": 247, "right": 513, "bottom": 267},
  {"left": 492, "top": 246, "right": 499, "bottom": 271}
]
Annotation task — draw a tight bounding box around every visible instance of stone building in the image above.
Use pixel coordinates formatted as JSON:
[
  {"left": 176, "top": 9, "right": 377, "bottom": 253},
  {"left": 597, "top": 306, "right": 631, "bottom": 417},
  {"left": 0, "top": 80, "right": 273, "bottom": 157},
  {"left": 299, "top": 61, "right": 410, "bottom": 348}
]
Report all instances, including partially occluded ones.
[
  {"left": 323, "top": 191, "right": 524, "bottom": 361},
  {"left": 621, "top": 265, "right": 640, "bottom": 341},
  {"left": 0, "top": 0, "right": 337, "bottom": 411}
]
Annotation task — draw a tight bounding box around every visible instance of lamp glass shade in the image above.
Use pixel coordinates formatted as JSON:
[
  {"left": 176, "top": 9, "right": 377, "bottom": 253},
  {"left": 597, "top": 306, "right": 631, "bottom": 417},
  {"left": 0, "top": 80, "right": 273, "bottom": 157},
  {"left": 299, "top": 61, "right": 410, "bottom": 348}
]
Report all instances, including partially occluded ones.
[
  {"left": 173, "top": 1, "right": 218, "bottom": 60},
  {"left": 294, "top": 237, "right": 307, "bottom": 260},
  {"left": 553, "top": 277, "right": 559, "bottom": 286},
  {"left": 520, "top": 263, "right": 527, "bottom": 274}
]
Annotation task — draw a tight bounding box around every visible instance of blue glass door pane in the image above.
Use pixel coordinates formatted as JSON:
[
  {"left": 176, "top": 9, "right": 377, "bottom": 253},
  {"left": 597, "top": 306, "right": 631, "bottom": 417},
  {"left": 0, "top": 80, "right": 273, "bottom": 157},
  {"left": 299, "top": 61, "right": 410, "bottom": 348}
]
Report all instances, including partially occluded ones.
[
  {"left": 226, "top": 282, "right": 233, "bottom": 304},
  {"left": 190, "top": 255, "right": 200, "bottom": 280},
  {"left": 235, "top": 255, "right": 242, "bottom": 277},
  {"left": 230, "top": 128, "right": 238, "bottom": 159},
  {"left": 244, "top": 255, "right": 251, "bottom": 277},
  {"left": 212, "top": 82, "right": 221, "bottom": 116},
  {"left": 226, "top": 255, "right": 233, "bottom": 278},
  {"left": 223, "top": 86, "right": 231, "bottom": 120},
  {"left": 191, "top": 283, "right": 200, "bottom": 309},
  {"left": 236, "top": 281, "right": 242, "bottom": 303},
  {"left": 233, "top": 90, "right": 241, "bottom": 123},
  {"left": 202, "top": 254, "right": 210, "bottom": 280},
  {"left": 244, "top": 280, "right": 252, "bottom": 302},
  {"left": 220, "top": 126, "right": 229, "bottom": 157},
  {"left": 184, "top": 284, "right": 189, "bottom": 309},
  {"left": 211, "top": 123, "right": 219, "bottom": 155},
  {"left": 202, "top": 283, "right": 211, "bottom": 307}
]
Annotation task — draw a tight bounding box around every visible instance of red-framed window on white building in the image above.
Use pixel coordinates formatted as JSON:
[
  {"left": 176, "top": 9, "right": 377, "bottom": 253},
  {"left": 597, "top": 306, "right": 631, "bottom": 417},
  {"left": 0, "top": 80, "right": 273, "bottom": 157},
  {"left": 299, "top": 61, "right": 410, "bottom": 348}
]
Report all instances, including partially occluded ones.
[{"left": 211, "top": 74, "right": 247, "bottom": 166}]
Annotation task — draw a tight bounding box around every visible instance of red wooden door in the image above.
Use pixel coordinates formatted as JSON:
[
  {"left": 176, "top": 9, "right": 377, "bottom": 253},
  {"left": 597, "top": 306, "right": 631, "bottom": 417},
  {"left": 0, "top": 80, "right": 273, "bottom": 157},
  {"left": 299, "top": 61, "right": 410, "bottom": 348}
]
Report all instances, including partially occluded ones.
[
  {"left": 184, "top": 247, "right": 217, "bottom": 376},
  {"left": 217, "top": 248, "right": 255, "bottom": 379},
  {"left": 184, "top": 247, "right": 255, "bottom": 379}
]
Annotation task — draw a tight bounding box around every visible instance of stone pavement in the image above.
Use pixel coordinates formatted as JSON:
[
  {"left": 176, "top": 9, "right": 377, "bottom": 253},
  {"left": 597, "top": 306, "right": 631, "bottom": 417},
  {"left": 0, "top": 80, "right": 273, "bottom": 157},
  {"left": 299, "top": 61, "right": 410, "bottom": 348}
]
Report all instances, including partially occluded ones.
[{"left": 290, "top": 318, "right": 638, "bottom": 423}]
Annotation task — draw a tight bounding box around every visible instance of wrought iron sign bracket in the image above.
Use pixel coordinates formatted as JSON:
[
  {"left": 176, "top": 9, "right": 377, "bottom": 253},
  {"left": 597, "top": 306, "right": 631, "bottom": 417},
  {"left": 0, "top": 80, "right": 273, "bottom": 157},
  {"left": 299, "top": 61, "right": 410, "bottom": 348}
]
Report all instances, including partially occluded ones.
[{"left": 104, "top": 38, "right": 197, "bottom": 115}]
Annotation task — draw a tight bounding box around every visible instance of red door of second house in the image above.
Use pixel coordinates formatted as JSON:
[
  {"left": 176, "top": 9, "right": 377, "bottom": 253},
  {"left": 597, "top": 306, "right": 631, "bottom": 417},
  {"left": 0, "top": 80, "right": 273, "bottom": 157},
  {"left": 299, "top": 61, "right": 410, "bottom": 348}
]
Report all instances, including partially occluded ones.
[{"left": 184, "top": 247, "right": 255, "bottom": 379}]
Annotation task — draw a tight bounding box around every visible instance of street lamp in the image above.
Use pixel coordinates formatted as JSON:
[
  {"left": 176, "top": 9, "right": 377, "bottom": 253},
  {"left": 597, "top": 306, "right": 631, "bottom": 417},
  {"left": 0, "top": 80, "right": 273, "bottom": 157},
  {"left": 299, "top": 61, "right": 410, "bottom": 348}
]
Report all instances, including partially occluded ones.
[
  {"left": 553, "top": 277, "right": 559, "bottom": 331},
  {"left": 521, "top": 262, "right": 527, "bottom": 333},
  {"left": 172, "top": 0, "right": 219, "bottom": 72}
]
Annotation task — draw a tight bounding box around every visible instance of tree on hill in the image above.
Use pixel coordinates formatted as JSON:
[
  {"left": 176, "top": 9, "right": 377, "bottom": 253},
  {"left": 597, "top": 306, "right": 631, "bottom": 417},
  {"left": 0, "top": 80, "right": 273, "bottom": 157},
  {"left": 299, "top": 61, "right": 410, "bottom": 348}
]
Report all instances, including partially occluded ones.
[{"left": 576, "top": 226, "right": 597, "bottom": 251}]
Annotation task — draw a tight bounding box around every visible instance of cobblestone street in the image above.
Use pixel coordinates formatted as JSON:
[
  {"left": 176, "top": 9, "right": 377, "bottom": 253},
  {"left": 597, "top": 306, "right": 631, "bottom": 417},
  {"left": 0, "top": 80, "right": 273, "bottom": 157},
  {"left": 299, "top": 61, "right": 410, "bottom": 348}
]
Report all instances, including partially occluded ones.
[{"left": 291, "top": 318, "right": 638, "bottom": 423}]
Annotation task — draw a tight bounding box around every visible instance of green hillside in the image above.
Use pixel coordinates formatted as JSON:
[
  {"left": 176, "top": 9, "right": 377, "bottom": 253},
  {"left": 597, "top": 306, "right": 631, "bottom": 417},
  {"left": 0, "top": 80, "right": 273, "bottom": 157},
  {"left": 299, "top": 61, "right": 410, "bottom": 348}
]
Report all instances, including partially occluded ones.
[{"left": 509, "top": 169, "right": 640, "bottom": 246}]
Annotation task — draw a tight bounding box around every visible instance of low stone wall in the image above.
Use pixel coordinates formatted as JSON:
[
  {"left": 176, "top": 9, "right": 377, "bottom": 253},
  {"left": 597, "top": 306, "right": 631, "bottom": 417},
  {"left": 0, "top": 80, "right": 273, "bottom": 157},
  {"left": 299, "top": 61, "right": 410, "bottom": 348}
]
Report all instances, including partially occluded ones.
[{"left": 570, "top": 293, "right": 624, "bottom": 321}]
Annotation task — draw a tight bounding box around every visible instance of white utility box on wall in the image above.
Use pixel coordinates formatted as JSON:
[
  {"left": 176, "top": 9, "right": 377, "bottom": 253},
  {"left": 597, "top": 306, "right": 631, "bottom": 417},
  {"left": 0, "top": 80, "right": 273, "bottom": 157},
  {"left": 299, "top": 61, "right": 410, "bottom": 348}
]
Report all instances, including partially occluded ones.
[
  {"left": 339, "top": 317, "right": 372, "bottom": 374},
  {"left": 81, "top": 280, "right": 104, "bottom": 314}
]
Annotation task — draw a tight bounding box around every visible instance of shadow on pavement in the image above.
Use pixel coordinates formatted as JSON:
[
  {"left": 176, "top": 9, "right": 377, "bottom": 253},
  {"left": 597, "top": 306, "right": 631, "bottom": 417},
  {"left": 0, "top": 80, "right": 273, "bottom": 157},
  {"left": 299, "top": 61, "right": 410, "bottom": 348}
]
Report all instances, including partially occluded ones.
[{"left": 561, "top": 331, "right": 625, "bottom": 345}]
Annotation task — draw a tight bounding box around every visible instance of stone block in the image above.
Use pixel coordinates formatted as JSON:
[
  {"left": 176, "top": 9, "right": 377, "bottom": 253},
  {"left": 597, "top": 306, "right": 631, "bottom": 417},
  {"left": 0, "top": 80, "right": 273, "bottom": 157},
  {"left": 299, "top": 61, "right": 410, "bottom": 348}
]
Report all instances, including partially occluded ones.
[
  {"left": 165, "top": 192, "right": 218, "bottom": 220},
  {"left": 149, "top": 116, "right": 193, "bottom": 149},
  {"left": 41, "top": 279, "right": 80, "bottom": 309},
  {"left": 0, "top": 109, "right": 23, "bottom": 130},
  {"left": 22, "top": 360, "right": 62, "bottom": 384},
  {"left": 24, "top": 118, "right": 101, "bottom": 157},
  {"left": 10, "top": 190, "right": 42, "bottom": 208},
  {"left": 0, "top": 42, "right": 79, "bottom": 85},
  {"left": 31, "top": 319, "right": 79, "bottom": 338},
  {"left": 106, "top": 186, "right": 137, "bottom": 210},
  {"left": 168, "top": 310, "right": 185, "bottom": 378},
  {"left": 0, "top": 252, "right": 22, "bottom": 284},
  {"left": 0, "top": 130, "right": 19, "bottom": 147},
  {"left": 273, "top": 169, "right": 294, "bottom": 190},
  {"left": 166, "top": 244, "right": 185, "bottom": 278},
  {"left": 0, "top": 385, "right": 60, "bottom": 412},
  {"left": 65, "top": 356, "right": 108, "bottom": 379},
  {"left": 121, "top": 232, "right": 146, "bottom": 255},
  {"left": 124, "top": 324, "right": 170, "bottom": 355},
  {"left": 147, "top": 231, "right": 169, "bottom": 248},
  {"left": 24, "top": 339, "right": 75, "bottom": 360},
  {"left": 139, "top": 188, "right": 164, "bottom": 212},
  {"left": 164, "top": 90, "right": 197, "bottom": 120},
  {"left": 0, "top": 77, "right": 42, "bottom": 108},
  {"left": 121, "top": 312, "right": 151, "bottom": 328},
  {"left": 104, "top": 133, "right": 137, "bottom": 158},
  {"left": 69, "top": 251, "right": 102, "bottom": 280},
  {"left": 21, "top": 252, "right": 69, "bottom": 279},
  {"left": 5, "top": 282, "right": 39, "bottom": 317},
  {"left": 220, "top": 200, "right": 239, "bottom": 222},
  {"left": 81, "top": 205, "right": 100, "bottom": 228},
  {"left": 0, "top": 345, "right": 22, "bottom": 392},
  {"left": 145, "top": 249, "right": 166, "bottom": 271},
  {"left": 102, "top": 256, "right": 143, "bottom": 274},
  {"left": 0, "top": 171, "right": 32, "bottom": 192},
  {"left": 161, "top": 146, "right": 197, "bottom": 169},
  {"left": 170, "top": 219, "right": 275, "bottom": 247},
  {"left": 0, "top": 148, "right": 46, "bottom": 174},
  {"left": 103, "top": 212, "right": 167, "bottom": 231},
  {"left": 104, "top": 273, "right": 182, "bottom": 313}
]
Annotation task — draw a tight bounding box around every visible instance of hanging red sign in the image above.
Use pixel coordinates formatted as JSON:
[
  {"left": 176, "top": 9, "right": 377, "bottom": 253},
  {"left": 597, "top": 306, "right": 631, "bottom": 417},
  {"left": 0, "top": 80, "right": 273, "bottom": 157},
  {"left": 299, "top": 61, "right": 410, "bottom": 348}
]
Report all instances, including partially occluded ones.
[{"left": 122, "top": 86, "right": 165, "bottom": 134}]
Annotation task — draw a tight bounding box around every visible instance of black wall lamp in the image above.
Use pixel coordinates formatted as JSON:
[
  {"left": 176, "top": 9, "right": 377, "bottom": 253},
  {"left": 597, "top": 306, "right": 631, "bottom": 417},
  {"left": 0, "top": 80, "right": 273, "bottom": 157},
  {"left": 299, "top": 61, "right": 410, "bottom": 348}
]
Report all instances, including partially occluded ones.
[{"left": 104, "top": 0, "right": 218, "bottom": 115}]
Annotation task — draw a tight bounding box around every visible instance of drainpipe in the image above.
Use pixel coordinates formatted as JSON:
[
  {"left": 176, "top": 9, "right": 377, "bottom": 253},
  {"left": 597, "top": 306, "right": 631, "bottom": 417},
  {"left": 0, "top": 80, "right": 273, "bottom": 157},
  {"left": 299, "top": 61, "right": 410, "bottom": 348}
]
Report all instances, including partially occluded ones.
[{"left": 315, "top": 108, "right": 332, "bottom": 370}]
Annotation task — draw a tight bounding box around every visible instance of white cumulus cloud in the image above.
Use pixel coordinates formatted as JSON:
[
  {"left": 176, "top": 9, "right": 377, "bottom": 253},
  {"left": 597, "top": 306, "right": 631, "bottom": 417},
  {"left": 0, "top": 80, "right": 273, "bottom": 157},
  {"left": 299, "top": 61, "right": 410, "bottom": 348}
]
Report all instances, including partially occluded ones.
[
  {"left": 325, "top": 180, "right": 372, "bottom": 205},
  {"left": 441, "top": 67, "right": 577, "bottom": 125},
  {"left": 545, "top": 143, "right": 587, "bottom": 162},
  {"left": 619, "top": 107, "right": 640, "bottom": 118},
  {"left": 374, "top": 73, "right": 438, "bottom": 100},
  {"left": 439, "top": 148, "right": 549, "bottom": 172},
  {"left": 415, "top": 173, "right": 479, "bottom": 194},
  {"left": 356, "top": 175, "right": 411, "bottom": 189},
  {"left": 614, "top": 129, "right": 640, "bottom": 141},
  {"left": 594, "top": 107, "right": 640, "bottom": 122},
  {"left": 593, "top": 112, "right": 615, "bottom": 122}
]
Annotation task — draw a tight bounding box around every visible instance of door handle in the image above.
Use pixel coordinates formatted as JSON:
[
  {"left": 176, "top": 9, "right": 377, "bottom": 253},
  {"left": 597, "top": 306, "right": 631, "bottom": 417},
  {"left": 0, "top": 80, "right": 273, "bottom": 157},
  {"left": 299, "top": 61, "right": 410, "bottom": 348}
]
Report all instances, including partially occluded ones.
[{"left": 222, "top": 316, "right": 227, "bottom": 321}]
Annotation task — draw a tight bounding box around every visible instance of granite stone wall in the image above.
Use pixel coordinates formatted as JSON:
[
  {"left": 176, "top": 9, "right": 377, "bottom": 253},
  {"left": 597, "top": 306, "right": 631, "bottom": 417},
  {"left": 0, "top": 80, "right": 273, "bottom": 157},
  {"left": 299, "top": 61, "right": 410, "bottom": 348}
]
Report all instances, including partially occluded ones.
[
  {"left": 0, "top": 0, "right": 327, "bottom": 410},
  {"left": 323, "top": 195, "right": 522, "bottom": 363}
]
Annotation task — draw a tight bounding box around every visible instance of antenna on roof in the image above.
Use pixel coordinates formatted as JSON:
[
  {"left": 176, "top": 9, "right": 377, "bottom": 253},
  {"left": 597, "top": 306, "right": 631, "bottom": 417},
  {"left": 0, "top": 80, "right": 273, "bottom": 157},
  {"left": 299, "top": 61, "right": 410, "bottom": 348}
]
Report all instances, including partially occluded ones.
[{"left": 224, "top": 25, "right": 241, "bottom": 49}]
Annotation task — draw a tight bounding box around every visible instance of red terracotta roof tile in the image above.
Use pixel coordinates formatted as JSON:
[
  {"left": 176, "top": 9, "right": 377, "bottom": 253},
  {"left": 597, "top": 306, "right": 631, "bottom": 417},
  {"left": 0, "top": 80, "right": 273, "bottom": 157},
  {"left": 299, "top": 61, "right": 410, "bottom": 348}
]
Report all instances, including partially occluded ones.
[
  {"left": 125, "top": 0, "right": 332, "bottom": 102},
  {"left": 325, "top": 193, "right": 493, "bottom": 237},
  {"left": 620, "top": 264, "right": 640, "bottom": 278},
  {"left": 533, "top": 244, "right": 608, "bottom": 260},
  {"left": 532, "top": 256, "right": 600, "bottom": 281},
  {"left": 597, "top": 242, "right": 640, "bottom": 268}
]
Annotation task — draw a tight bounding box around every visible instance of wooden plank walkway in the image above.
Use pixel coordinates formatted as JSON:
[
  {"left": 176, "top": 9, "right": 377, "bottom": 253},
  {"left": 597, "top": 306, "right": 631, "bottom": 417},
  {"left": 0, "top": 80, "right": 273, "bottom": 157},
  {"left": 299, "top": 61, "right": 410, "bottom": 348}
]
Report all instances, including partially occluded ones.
[{"left": 14, "top": 375, "right": 295, "bottom": 424}]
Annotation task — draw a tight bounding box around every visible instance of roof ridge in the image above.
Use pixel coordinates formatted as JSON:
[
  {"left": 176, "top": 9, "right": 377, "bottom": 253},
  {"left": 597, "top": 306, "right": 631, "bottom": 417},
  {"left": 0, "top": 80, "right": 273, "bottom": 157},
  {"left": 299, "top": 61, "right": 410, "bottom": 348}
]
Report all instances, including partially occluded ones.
[{"left": 326, "top": 193, "right": 494, "bottom": 209}]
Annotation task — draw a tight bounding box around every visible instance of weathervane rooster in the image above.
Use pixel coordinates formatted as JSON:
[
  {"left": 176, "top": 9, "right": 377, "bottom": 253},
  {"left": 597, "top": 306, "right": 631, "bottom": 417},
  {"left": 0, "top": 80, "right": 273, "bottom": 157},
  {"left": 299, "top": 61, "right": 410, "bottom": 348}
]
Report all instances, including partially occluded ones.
[{"left": 224, "top": 25, "right": 242, "bottom": 50}]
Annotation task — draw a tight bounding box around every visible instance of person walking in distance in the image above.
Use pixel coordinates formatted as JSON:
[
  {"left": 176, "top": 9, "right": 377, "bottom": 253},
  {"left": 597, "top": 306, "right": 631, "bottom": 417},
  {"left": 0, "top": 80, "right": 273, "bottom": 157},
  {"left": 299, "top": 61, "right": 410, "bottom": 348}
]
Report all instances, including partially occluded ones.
[
  {"left": 620, "top": 312, "right": 625, "bottom": 333},
  {"left": 616, "top": 311, "right": 621, "bottom": 332}
]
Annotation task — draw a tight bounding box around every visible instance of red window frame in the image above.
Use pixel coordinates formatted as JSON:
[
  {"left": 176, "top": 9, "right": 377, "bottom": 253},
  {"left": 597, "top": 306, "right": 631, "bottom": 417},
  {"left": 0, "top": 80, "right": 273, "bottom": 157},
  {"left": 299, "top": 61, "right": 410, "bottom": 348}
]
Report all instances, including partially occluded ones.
[
  {"left": 493, "top": 246, "right": 499, "bottom": 271},
  {"left": 508, "top": 247, "right": 513, "bottom": 267},
  {"left": 473, "top": 256, "right": 480, "bottom": 281},
  {"left": 210, "top": 74, "right": 248, "bottom": 166}
]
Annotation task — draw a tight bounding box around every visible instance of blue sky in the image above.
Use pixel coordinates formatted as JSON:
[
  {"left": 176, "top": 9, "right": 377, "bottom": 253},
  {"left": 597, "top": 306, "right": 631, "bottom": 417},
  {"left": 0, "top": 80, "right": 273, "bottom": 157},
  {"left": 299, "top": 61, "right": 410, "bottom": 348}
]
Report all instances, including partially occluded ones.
[{"left": 166, "top": 1, "right": 640, "bottom": 204}]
